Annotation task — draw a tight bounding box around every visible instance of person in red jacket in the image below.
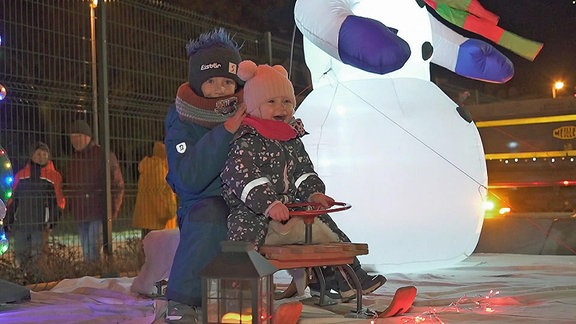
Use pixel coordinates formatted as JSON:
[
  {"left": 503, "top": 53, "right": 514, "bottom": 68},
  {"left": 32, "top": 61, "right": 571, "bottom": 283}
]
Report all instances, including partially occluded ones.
[
  {"left": 5, "top": 142, "right": 65, "bottom": 267},
  {"left": 64, "top": 120, "right": 124, "bottom": 263}
]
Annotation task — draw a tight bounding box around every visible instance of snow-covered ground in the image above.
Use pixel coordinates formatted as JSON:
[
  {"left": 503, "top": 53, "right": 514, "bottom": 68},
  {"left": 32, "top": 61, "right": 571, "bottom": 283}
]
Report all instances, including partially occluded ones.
[{"left": 1, "top": 253, "right": 575, "bottom": 323}]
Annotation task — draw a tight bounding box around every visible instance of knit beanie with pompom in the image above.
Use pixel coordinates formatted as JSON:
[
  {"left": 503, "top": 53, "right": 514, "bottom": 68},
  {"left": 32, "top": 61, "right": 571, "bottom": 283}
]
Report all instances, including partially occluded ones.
[
  {"left": 187, "top": 28, "right": 242, "bottom": 96},
  {"left": 236, "top": 60, "right": 296, "bottom": 118}
]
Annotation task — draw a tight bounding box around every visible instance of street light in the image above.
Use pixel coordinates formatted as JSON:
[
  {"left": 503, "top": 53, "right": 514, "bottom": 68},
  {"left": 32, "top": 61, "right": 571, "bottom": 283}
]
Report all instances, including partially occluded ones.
[{"left": 552, "top": 81, "right": 564, "bottom": 98}]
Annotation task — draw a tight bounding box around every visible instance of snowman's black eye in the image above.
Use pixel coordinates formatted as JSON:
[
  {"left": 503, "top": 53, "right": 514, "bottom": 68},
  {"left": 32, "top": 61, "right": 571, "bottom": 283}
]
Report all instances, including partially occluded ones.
[{"left": 422, "top": 42, "right": 433, "bottom": 61}]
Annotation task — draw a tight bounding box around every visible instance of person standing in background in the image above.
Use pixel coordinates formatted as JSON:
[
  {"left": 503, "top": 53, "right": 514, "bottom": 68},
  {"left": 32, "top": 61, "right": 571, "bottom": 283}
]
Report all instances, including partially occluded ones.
[
  {"left": 64, "top": 120, "right": 124, "bottom": 263},
  {"left": 5, "top": 141, "right": 65, "bottom": 266},
  {"left": 132, "top": 140, "right": 177, "bottom": 238}
]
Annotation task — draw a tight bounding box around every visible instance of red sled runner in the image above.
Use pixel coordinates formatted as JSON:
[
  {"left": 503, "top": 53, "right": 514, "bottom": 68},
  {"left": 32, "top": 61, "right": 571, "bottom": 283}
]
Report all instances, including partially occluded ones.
[{"left": 376, "top": 285, "right": 417, "bottom": 318}]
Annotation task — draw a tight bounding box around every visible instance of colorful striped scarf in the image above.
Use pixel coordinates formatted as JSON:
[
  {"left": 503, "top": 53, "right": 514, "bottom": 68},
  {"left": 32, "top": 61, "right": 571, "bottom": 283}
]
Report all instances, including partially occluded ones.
[{"left": 425, "top": 0, "right": 543, "bottom": 61}]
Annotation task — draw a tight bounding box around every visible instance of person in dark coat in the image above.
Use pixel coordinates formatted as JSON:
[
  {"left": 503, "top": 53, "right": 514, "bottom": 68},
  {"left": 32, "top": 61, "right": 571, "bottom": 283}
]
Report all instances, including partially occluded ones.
[
  {"left": 64, "top": 120, "right": 124, "bottom": 263},
  {"left": 5, "top": 142, "right": 65, "bottom": 266}
]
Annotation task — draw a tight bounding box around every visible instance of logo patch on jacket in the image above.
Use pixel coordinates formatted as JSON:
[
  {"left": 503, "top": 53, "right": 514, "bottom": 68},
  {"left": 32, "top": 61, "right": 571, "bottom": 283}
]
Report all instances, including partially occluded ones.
[{"left": 176, "top": 142, "right": 186, "bottom": 153}]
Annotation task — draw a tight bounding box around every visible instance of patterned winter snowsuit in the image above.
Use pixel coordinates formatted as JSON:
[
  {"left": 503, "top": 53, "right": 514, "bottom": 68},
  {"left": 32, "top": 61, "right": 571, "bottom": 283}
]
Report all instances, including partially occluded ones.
[{"left": 221, "top": 121, "right": 349, "bottom": 248}]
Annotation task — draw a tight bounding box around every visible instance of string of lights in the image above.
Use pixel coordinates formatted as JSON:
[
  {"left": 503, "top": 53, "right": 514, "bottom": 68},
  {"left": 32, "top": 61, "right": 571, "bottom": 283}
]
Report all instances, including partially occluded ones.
[
  {"left": 0, "top": 146, "right": 13, "bottom": 256},
  {"left": 385, "top": 290, "right": 501, "bottom": 324}
]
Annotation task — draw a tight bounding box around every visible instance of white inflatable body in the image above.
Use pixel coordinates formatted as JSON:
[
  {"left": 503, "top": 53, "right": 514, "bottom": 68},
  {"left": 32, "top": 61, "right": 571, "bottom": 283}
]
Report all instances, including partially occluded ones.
[{"left": 294, "top": 0, "right": 488, "bottom": 273}]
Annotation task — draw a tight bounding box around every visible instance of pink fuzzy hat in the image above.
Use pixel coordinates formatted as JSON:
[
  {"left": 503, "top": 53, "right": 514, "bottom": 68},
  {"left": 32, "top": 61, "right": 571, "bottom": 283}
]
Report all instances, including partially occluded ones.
[{"left": 237, "top": 60, "right": 295, "bottom": 117}]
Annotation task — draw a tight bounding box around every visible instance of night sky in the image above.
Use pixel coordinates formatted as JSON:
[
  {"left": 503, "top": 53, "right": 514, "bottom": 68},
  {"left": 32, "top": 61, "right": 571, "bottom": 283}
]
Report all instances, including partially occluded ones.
[{"left": 453, "top": 0, "right": 576, "bottom": 98}]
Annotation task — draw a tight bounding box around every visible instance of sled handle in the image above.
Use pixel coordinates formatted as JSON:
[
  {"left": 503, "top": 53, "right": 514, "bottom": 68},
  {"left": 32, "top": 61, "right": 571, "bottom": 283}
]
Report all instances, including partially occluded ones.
[{"left": 285, "top": 202, "right": 351, "bottom": 244}]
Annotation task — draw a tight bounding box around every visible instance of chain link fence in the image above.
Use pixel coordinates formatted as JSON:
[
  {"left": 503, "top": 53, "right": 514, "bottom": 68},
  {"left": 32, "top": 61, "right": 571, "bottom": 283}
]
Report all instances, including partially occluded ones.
[{"left": 0, "top": 0, "right": 309, "bottom": 286}]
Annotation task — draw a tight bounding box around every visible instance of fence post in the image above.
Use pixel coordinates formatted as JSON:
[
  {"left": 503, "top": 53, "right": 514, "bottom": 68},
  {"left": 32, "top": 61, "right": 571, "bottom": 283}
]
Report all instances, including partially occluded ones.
[
  {"left": 90, "top": 2, "right": 99, "bottom": 145},
  {"left": 263, "top": 32, "right": 272, "bottom": 65},
  {"left": 95, "top": 0, "right": 114, "bottom": 261}
]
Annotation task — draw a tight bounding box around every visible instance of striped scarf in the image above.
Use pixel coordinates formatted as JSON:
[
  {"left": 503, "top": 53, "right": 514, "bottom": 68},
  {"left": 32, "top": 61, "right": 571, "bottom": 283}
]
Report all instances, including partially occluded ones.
[
  {"left": 425, "top": 0, "right": 543, "bottom": 61},
  {"left": 175, "top": 82, "right": 243, "bottom": 129}
]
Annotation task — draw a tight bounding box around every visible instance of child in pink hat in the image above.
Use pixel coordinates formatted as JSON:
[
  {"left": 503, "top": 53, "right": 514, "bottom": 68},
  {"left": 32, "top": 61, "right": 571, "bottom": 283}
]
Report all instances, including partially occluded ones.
[{"left": 221, "top": 60, "right": 386, "bottom": 301}]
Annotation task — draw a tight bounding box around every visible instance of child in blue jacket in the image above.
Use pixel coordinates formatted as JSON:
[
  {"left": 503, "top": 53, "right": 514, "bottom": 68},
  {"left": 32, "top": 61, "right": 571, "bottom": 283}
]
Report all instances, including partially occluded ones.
[{"left": 163, "top": 28, "right": 246, "bottom": 322}]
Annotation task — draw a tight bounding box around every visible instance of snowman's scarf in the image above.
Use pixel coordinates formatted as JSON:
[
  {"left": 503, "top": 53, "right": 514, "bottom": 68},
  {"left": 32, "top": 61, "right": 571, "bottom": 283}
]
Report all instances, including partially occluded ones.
[{"left": 425, "top": 0, "right": 542, "bottom": 61}]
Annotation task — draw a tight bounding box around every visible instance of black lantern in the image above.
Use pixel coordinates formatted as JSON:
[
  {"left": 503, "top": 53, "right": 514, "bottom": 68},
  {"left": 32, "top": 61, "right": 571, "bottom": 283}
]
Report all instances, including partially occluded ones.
[{"left": 201, "top": 241, "right": 277, "bottom": 323}]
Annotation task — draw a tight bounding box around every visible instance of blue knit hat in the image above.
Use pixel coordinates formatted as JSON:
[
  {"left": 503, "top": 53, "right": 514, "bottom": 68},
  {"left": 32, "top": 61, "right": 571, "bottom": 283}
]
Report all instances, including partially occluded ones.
[{"left": 186, "top": 28, "right": 243, "bottom": 96}]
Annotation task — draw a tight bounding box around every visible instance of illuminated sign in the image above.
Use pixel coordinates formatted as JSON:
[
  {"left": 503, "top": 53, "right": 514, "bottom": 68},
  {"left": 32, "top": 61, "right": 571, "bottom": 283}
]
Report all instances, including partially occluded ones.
[{"left": 552, "top": 126, "right": 576, "bottom": 139}]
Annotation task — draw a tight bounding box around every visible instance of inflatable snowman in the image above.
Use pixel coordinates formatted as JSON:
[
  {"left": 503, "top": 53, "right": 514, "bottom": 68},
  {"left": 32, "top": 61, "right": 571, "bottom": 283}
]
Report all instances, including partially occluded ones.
[{"left": 294, "top": 0, "right": 541, "bottom": 273}]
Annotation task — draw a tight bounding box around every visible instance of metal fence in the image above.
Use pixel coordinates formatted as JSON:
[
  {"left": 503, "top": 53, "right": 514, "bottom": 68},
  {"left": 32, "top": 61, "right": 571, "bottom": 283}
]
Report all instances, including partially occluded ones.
[{"left": 0, "top": 0, "right": 309, "bottom": 285}]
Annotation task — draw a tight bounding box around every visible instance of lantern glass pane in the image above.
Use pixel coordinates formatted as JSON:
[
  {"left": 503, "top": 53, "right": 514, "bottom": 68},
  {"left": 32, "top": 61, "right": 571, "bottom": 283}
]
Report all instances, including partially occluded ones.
[
  {"left": 206, "top": 278, "right": 259, "bottom": 323},
  {"left": 258, "top": 276, "right": 273, "bottom": 323}
]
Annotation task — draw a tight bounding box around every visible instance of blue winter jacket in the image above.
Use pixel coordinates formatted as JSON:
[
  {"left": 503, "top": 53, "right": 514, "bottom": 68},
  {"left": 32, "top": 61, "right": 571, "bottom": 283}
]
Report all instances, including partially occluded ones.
[{"left": 164, "top": 105, "right": 234, "bottom": 212}]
